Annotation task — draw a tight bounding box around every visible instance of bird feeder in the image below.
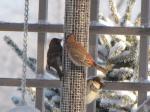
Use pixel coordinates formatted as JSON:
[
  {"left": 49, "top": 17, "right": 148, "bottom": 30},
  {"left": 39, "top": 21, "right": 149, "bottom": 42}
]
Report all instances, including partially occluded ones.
[{"left": 61, "top": 0, "right": 90, "bottom": 112}]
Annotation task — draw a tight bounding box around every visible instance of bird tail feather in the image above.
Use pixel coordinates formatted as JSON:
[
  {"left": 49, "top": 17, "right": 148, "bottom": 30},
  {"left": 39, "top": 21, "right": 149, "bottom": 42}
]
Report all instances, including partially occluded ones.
[{"left": 94, "top": 63, "right": 113, "bottom": 75}]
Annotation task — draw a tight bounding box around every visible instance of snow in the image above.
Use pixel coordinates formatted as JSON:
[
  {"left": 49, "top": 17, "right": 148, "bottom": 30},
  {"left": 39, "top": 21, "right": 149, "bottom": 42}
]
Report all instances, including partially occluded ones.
[
  {"left": 0, "top": 0, "right": 145, "bottom": 111},
  {"left": 109, "top": 41, "right": 126, "bottom": 59},
  {"left": 0, "top": 0, "right": 65, "bottom": 111},
  {"left": 9, "top": 105, "right": 40, "bottom": 112}
]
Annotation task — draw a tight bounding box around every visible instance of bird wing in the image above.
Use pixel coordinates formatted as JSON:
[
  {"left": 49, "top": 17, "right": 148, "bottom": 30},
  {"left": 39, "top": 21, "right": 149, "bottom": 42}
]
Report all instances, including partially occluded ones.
[
  {"left": 68, "top": 47, "right": 86, "bottom": 66},
  {"left": 66, "top": 41, "right": 95, "bottom": 67}
]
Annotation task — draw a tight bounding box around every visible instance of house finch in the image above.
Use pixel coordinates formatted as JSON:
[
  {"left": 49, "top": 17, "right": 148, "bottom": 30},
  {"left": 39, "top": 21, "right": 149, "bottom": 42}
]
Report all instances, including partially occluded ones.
[
  {"left": 86, "top": 76, "right": 104, "bottom": 104},
  {"left": 46, "top": 38, "right": 63, "bottom": 80},
  {"left": 65, "top": 34, "right": 112, "bottom": 74}
]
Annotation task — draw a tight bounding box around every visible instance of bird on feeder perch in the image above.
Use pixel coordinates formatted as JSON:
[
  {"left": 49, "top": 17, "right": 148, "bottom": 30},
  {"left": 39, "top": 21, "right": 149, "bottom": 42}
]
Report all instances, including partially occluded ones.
[
  {"left": 86, "top": 76, "right": 104, "bottom": 104},
  {"left": 46, "top": 38, "right": 63, "bottom": 80},
  {"left": 65, "top": 34, "right": 113, "bottom": 74}
]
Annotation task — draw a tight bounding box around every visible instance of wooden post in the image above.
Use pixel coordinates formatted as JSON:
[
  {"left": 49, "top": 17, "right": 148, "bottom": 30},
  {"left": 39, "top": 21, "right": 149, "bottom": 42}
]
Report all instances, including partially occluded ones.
[
  {"left": 138, "top": 0, "right": 150, "bottom": 111},
  {"left": 36, "top": 0, "right": 48, "bottom": 111},
  {"left": 87, "top": 0, "right": 99, "bottom": 112}
]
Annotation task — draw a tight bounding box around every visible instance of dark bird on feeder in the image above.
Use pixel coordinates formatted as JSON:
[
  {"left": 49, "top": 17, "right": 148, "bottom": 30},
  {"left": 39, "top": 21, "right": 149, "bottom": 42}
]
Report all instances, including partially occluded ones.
[
  {"left": 65, "top": 34, "right": 113, "bottom": 74},
  {"left": 86, "top": 76, "right": 104, "bottom": 104},
  {"left": 46, "top": 38, "right": 63, "bottom": 80}
]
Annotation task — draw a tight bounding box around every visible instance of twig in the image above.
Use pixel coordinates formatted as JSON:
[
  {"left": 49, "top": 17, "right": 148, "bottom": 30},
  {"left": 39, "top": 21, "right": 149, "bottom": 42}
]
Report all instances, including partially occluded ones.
[
  {"left": 134, "top": 13, "right": 141, "bottom": 26},
  {"left": 121, "top": 0, "right": 136, "bottom": 26},
  {"left": 3, "top": 35, "right": 36, "bottom": 72},
  {"left": 3, "top": 35, "right": 59, "bottom": 78},
  {"left": 109, "top": 0, "right": 120, "bottom": 24}
]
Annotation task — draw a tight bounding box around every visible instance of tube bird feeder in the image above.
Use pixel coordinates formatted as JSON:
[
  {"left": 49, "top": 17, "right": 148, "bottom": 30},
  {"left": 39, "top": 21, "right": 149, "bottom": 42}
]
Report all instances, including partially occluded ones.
[{"left": 61, "top": 0, "right": 91, "bottom": 112}]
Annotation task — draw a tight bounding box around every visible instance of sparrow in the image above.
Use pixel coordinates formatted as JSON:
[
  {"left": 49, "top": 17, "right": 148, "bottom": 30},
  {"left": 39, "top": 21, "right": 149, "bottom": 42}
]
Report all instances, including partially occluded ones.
[
  {"left": 46, "top": 38, "right": 63, "bottom": 80},
  {"left": 65, "top": 34, "right": 112, "bottom": 74},
  {"left": 86, "top": 76, "right": 104, "bottom": 104}
]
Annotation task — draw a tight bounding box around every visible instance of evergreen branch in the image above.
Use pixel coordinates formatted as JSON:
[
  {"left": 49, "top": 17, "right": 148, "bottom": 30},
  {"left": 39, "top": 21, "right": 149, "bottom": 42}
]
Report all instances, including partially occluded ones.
[
  {"left": 3, "top": 35, "right": 60, "bottom": 78},
  {"left": 98, "top": 91, "right": 137, "bottom": 111},
  {"left": 105, "top": 67, "right": 134, "bottom": 81},
  {"left": 121, "top": 0, "right": 136, "bottom": 26},
  {"left": 108, "top": 41, "right": 126, "bottom": 59},
  {"left": 99, "top": 35, "right": 112, "bottom": 47},
  {"left": 108, "top": 44, "right": 137, "bottom": 68},
  {"left": 134, "top": 13, "right": 141, "bottom": 26},
  {"left": 98, "top": 13, "right": 113, "bottom": 24},
  {"left": 98, "top": 13, "right": 115, "bottom": 27},
  {"left": 109, "top": 0, "right": 120, "bottom": 24},
  {"left": 98, "top": 14, "right": 108, "bottom": 21},
  {"left": 3, "top": 35, "right": 36, "bottom": 72}
]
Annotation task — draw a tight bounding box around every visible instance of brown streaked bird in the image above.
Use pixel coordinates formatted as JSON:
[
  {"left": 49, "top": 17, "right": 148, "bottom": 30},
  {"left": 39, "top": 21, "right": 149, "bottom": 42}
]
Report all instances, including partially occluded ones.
[
  {"left": 86, "top": 76, "right": 104, "bottom": 104},
  {"left": 46, "top": 38, "right": 63, "bottom": 80},
  {"left": 65, "top": 34, "right": 112, "bottom": 74}
]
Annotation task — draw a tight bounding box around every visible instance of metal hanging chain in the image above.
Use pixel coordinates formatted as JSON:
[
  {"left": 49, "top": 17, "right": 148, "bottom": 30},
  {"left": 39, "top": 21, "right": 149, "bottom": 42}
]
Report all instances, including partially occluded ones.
[{"left": 21, "top": 0, "right": 29, "bottom": 105}]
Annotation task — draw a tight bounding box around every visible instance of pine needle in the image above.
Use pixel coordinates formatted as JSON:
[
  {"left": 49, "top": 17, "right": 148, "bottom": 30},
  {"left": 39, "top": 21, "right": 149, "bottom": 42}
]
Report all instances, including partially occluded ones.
[
  {"left": 134, "top": 13, "right": 141, "bottom": 26},
  {"left": 3, "top": 35, "right": 36, "bottom": 72},
  {"left": 122, "top": 0, "right": 136, "bottom": 25},
  {"left": 109, "top": 0, "right": 120, "bottom": 24}
]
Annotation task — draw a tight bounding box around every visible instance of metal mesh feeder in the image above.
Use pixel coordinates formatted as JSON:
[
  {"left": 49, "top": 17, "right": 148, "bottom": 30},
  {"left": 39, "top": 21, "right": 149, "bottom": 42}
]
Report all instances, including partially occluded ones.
[{"left": 61, "top": 0, "right": 91, "bottom": 112}]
